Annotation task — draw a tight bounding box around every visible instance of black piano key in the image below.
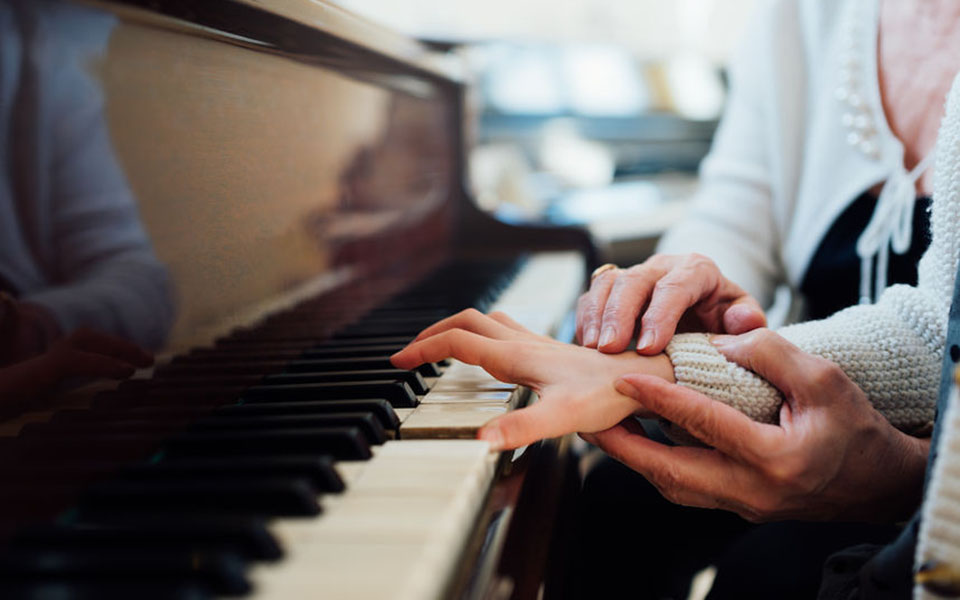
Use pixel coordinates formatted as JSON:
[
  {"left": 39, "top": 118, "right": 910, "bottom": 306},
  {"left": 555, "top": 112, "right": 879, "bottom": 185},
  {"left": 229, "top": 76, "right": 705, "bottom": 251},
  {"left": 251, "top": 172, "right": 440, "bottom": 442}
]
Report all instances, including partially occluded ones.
[
  {"left": 1, "top": 462, "right": 120, "bottom": 485},
  {"left": 3, "top": 434, "right": 162, "bottom": 462},
  {"left": 214, "top": 338, "right": 316, "bottom": 349},
  {"left": 161, "top": 427, "right": 372, "bottom": 461},
  {"left": 92, "top": 389, "right": 241, "bottom": 410},
  {"left": 160, "top": 358, "right": 440, "bottom": 379},
  {"left": 121, "top": 456, "right": 344, "bottom": 493},
  {"left": 19, "top": 420, "right": 189, "bottom": 438},
  {"left": 0, "top": 581, "right": 210, "bottom": 600},
  {"left": 29, "top": 413, "right": 385, "bottom": 446},
  {"left": 12, "top": 517, "right": 282, "bottom": 561},
  {"left": 243, "top": 381, "right": 418, "bottom": 408},
  {"left": 286, "top": 356, "right": 442, "bottom": 377},
  {"left": 331, "top": 323, "right": 426, "bottom": 339},
  {"left": 311, "top": 336, "right": 413, "bottom": 347},
  {"left": 0, "top": 548, "right": 249, "bottom": 596},
  {"left": 264, "top": 369, "right": 429, "bottom": 395},
  {"left": 217, "top": 399, "right": 399, "bottom": 430},
  {"left": 302, "top": 344, "right": 405, "bottom": 358},
  {"left": 181, "top": 347, "right": 307, "bottom": 361},
  {"left": 79, "top": 478, "right": 320, "bottom": 517},
  {"left": 52, "top": 398, "right": 400, "bottom": 431},
  {"left": 51, "top": 406, "right": 216, "bottom": 424},
  {"left": 191, "top": 413, "right": 386, "bottom": 445},
  {"left": 156, "top": 362, "right": 286, "bottom": 377},
  {"left": 146, "top": 375, "right": 265, "bottom": 388}
]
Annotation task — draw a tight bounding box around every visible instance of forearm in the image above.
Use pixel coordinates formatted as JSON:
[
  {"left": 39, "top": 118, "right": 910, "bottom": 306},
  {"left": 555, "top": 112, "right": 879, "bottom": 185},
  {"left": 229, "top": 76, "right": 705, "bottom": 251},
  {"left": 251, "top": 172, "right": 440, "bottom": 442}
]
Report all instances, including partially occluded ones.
[{"left": 664, "top": 286, "right": 942, "bottom": 433}]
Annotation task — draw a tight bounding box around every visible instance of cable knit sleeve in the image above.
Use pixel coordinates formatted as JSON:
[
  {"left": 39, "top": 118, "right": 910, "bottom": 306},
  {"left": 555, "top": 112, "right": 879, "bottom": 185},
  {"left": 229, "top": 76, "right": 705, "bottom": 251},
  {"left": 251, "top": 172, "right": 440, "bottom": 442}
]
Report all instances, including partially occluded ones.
[{"left": 665, "top": 72, "right": 960, "bottom": 435}]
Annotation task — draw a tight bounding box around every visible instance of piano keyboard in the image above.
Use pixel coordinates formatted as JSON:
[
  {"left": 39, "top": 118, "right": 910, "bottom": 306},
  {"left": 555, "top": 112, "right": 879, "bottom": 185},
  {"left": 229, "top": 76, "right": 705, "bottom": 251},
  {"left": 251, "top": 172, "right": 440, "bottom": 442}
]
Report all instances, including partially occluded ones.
[{"left": 0, "top": 251, "right": 584, "bottom": 599}]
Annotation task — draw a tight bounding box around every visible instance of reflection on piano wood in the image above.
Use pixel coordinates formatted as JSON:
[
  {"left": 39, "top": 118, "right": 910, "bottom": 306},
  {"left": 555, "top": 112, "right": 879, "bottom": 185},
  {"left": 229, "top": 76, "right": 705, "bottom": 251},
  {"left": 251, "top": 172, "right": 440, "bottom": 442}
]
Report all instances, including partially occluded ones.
[{"left": 0, "top": 0, "right": 596, "bottom": 598}]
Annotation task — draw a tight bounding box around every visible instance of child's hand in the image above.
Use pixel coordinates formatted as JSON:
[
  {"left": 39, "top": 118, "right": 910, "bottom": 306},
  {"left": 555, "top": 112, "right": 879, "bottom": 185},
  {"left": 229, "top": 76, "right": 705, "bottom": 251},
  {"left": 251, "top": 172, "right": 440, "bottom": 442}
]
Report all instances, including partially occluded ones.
[{"left": 391, "top": 309, "right": 674, "bottom": 450}]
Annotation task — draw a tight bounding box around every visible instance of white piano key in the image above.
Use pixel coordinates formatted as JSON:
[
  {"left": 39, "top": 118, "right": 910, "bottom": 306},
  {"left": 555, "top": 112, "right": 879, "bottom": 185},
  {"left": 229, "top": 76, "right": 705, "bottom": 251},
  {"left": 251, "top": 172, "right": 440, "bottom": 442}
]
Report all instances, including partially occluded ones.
[
  {"left": 399, "top": 252, "right": 583, "bottom": 440},
  {"left": 400, "top": 403, "right": 509, "bottom": 439},
  {"left": 419, "top": 390, "right": 516, "bottom": 404},
  {"left": 248, "top": 253, "right": 584, "bottom": 599},
  {"left": 251, "top": 441, "right": 495, "bottom": 600}
]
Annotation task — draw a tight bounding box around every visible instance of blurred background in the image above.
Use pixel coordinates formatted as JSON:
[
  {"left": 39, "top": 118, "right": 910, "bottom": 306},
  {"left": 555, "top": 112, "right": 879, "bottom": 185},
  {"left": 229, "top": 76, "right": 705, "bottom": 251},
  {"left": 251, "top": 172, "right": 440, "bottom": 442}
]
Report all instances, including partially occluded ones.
[{"left": 339, "top": 0, "right": 757, "bottom": 263}]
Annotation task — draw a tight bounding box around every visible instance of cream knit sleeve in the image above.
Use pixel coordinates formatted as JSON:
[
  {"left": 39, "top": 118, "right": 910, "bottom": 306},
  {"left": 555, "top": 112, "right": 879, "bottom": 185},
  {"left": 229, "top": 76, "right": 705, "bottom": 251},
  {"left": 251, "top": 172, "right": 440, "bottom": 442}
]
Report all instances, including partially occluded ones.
[{"left": 665, "top": 73, "right": 960, "bottom": 435}]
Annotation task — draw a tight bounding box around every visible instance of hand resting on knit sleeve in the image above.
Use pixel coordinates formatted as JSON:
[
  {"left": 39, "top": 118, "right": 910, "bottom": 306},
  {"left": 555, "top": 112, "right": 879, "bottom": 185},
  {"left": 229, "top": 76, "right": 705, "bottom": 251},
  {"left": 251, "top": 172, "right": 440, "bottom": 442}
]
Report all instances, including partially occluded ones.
[
  {"left": 576, "top": 253, "right": 767, "bottom": 355},
  {"left": 585, "top": 328, "right": 929, "bottom": 523},
  {"left": 390, "top": 309, "right": 675, "bottom": 451}
]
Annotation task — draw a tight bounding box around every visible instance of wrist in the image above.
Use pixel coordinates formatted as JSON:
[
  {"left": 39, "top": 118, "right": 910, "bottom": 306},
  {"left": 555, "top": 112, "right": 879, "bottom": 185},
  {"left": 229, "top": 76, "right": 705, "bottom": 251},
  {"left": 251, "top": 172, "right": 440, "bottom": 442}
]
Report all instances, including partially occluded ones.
[{"left": 645, "top": 352, "right": 676, "bottom": 383}]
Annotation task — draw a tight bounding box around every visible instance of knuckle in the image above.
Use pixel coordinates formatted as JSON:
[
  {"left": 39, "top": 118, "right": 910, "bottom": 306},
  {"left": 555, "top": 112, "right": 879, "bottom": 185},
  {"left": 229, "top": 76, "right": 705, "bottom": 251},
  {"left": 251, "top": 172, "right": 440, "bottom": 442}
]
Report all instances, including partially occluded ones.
[
  {"left": 576, "top": 294, "right": 591, "bottom": 314},
  {"left": 808, "top": 360, "right": 845, "bottom": 389},
  {"left": 652, "top": 462, "right": 683, "bottom": 494},
  {"left": 741, "top": 502, "right": 773, "bottom": 523},
  {"left": 652, "top": 278, "right": 696, "bottom": 306},
  {"left": 600, "top": 304, "right": 625, "bottom": 323},
  {"left": 644, "top": 254, "right": 674, "bottom": 269},
  {"left": 749, "top": 328, "right": 778, "bottom": 351},
  {"left": 685, "top": 252, "right": 716, "bottom": 270}
]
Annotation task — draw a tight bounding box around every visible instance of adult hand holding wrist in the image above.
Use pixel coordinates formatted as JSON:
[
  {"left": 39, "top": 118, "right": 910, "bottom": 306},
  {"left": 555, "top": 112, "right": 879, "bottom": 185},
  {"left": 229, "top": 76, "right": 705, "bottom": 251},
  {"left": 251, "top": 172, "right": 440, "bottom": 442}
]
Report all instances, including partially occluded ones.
[{"left": 586, "top": 329, "right": 927, "bottom": 522}]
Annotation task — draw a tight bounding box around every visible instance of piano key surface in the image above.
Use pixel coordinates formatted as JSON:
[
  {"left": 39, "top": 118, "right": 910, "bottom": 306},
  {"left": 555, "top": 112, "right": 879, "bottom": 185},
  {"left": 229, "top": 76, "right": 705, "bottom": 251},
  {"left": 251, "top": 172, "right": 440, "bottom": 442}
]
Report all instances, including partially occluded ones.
[{"left": 0, "top": 251, "right": 584, "bottom": 599}]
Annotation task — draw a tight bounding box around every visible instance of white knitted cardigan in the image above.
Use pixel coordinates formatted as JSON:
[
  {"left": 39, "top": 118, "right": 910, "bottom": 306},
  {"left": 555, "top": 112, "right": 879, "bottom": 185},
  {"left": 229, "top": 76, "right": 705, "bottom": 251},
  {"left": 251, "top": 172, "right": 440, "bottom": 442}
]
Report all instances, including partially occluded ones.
[
  {"left": 664, "top": 66, "right": 960, "bottom": 433},
  {"left": 663, "top": 74, "right": 960, "bottom": 597}
]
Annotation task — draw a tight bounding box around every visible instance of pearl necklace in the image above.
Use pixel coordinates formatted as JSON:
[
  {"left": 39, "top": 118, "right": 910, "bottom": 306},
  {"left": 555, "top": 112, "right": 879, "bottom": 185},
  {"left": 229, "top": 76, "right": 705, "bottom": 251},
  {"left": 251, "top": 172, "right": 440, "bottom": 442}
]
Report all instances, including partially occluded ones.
[
  {"left": 834, "top": 0, "right": 880, "bottom": 160},
  {"left": 835, "top": 0, "right": 934, "bottom": 304}
]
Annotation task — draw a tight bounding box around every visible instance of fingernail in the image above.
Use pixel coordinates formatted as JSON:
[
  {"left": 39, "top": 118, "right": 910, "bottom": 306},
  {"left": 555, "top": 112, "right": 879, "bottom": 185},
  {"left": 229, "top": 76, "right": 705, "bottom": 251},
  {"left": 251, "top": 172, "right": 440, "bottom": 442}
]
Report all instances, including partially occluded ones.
[
  {"left": 614, "top": 378, "right": 640, "bottom": 397},
  {"left": 637, "top": 329, "right": 656, "bottom": 350},
  {"left": 479, "top": 425, "right": 504, "bottom": 451},
  {"left": 583, "top": 325, "right": 599, "bottom": 346},
  {"left": 598, "top": 326, "right": 616, "bottom": 348}
]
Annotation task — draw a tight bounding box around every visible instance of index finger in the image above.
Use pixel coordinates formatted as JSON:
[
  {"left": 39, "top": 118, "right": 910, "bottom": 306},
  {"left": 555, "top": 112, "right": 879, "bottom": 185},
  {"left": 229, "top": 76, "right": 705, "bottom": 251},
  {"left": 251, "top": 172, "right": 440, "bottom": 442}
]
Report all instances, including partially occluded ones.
[
  {"left": 391, "top": 329, "right": 525, "bottom": 385},
  {"left": 615, "top": 374, "right": 779, "bottom": 461},
  {"left": 576, "top": 269, "right": 618, "bottom": 347}
]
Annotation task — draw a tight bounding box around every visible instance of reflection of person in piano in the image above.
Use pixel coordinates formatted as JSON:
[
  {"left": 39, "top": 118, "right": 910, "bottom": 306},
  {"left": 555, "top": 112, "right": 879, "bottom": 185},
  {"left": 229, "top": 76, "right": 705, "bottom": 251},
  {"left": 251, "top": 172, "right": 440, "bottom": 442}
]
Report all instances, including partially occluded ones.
[
  {"left": 0, "top": 1, "right": 174, "bottom": 369},
  {"left": 0, "top": 326, "right": 153, "bottom": 413}
]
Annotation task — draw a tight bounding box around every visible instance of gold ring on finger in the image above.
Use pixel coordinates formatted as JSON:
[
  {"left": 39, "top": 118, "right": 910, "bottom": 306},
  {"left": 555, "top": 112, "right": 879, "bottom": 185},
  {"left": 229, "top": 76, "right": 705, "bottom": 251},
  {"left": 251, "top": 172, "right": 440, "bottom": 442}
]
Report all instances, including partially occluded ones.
[{"left": 590, "top": 263, "right": 618, "bottom": 281}]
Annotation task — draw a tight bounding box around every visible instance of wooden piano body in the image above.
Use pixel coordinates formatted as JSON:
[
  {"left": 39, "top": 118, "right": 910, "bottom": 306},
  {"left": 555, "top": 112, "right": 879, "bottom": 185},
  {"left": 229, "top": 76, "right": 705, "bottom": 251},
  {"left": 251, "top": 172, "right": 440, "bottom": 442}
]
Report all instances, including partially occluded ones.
[{"left": 0, "top": 0, "right": 597, "bottom": 597}]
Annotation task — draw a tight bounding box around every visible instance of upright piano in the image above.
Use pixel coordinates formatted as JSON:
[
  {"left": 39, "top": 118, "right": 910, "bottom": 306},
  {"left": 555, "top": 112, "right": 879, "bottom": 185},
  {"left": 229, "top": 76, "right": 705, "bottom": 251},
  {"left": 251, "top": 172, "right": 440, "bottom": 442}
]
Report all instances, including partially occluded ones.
[{"left": 0, "top": 0, "right": 597, "bottom": 597}]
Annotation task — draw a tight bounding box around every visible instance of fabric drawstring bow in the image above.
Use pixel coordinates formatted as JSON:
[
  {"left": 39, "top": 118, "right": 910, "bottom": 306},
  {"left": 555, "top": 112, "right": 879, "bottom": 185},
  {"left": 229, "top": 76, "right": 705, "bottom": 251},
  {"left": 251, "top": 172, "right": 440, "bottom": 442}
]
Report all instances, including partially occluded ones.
[{"left": 856, "top": 151, "right": 934, "bottom": 304}]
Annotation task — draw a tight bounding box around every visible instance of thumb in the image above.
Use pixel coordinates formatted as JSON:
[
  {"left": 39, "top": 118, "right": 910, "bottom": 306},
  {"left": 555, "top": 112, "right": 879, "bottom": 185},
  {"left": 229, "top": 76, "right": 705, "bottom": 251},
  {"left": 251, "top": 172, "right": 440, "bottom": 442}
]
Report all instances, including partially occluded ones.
[
  {"left": 722, "top": 300, "right": 766, "bottom": 334},
  {"left": 710, "top": 329, "right": 816, "bottom": 398},
  {"left": 477, "top": 400, "right": 568, "bottom": 451}
]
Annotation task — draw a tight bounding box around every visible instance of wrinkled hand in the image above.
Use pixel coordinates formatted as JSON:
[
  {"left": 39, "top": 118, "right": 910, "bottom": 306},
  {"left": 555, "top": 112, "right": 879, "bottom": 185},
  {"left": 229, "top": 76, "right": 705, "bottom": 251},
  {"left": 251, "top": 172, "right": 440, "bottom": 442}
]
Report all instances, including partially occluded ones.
[
  {"left": 391, "top": 309, "right": 674, "bottom": 450},
  {"left": 0, "top": 328, "right": 153, "bottom": 404},
  {"left": 576, "top": 254, "right": 766, "bottom": 354},
  {"left": 584, "top": 329, "right": 928, "bottom": 522}
]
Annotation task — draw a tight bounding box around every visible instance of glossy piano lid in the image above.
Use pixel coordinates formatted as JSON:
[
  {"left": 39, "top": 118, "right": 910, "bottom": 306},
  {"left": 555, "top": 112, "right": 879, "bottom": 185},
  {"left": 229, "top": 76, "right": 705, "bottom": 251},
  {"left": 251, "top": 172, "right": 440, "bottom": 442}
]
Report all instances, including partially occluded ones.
[
  {"left": 17, "top": 0, "right": 463, "bottom": 351},
  {"left": 88, "top": 0, "right": 465, "bottom": 82}
]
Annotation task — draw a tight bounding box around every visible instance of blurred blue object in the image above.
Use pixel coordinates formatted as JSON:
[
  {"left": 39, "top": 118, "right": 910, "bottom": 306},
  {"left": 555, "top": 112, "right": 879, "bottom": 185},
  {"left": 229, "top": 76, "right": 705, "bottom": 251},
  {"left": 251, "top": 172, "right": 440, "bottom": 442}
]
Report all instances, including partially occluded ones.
[{"left": 545, "top": 180, "right": 664, "bottom": 225}]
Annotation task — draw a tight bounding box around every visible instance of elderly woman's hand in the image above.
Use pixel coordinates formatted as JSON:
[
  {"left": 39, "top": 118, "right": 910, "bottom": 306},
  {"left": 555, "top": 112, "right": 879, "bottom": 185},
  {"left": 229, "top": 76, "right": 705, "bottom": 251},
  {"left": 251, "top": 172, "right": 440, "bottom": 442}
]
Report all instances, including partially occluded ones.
[
  {"left": 391, "top": 309, "right": 674, "bottom": 450},
  {"left": 576, "top": 254, "right": 767, "bottom": 355},
  {"left": 584, "top": 329, "right": 929, "bottom": 523}
]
